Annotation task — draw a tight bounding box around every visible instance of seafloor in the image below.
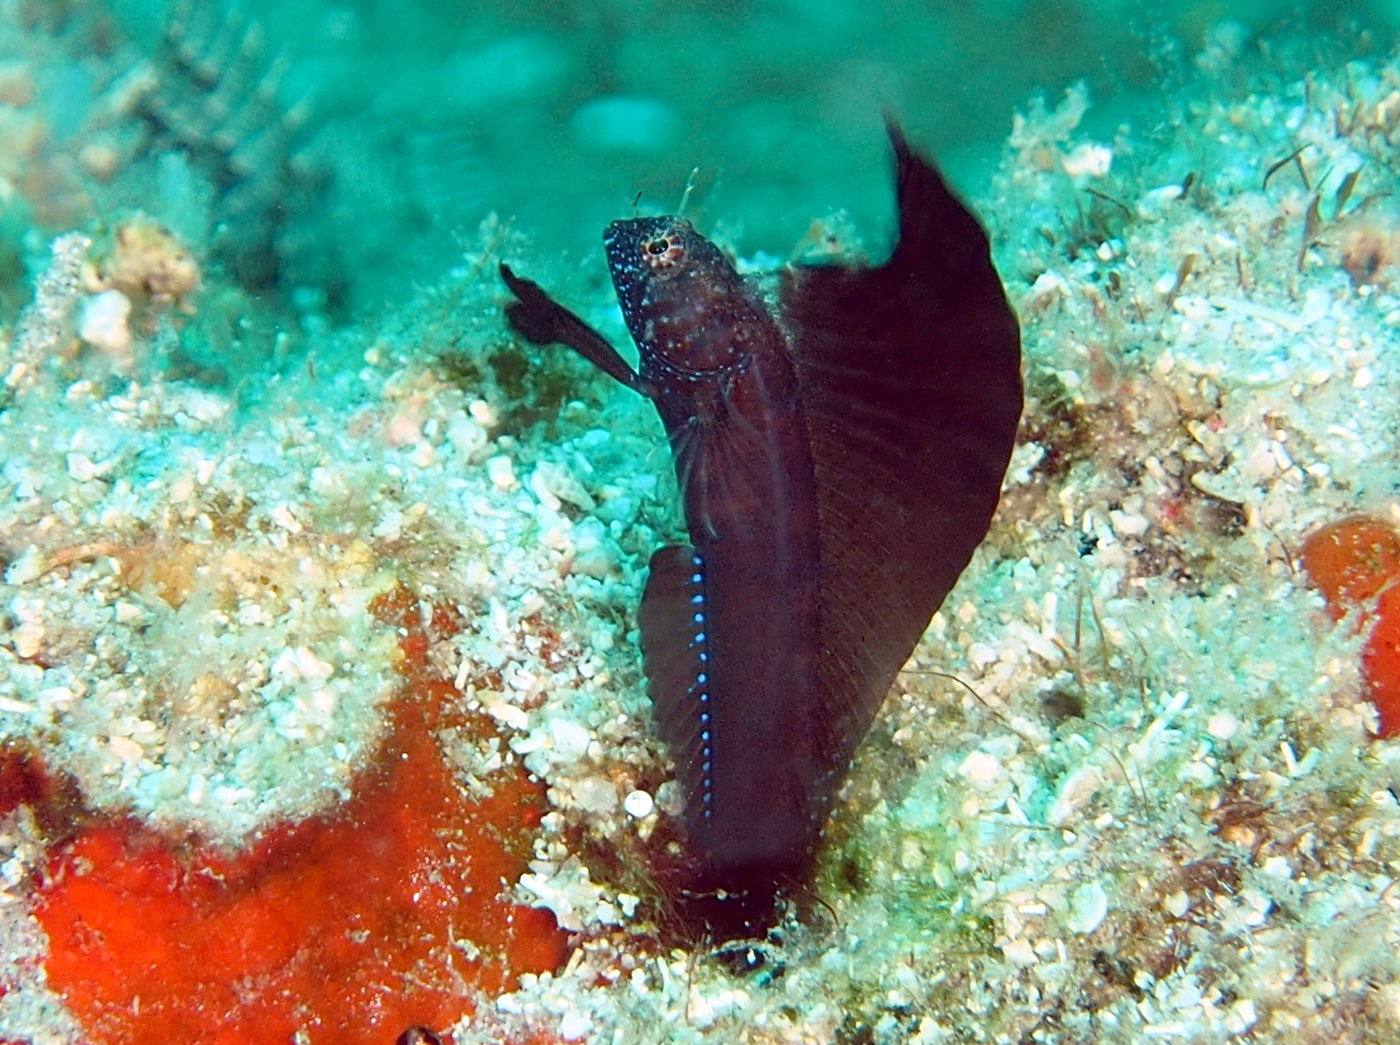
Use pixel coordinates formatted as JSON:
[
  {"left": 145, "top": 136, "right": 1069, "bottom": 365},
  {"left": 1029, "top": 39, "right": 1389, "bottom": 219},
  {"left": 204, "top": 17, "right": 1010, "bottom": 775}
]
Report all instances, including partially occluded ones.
[{"left": 4, "top": 2, "right": 1400, "bottom": 1044}]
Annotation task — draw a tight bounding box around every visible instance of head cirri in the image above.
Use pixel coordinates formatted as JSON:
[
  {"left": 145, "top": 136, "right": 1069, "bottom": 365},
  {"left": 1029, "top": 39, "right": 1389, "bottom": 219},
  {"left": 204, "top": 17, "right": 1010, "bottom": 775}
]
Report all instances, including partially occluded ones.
[{"left": 603, "top": 216, "right": 774, "bottom": 378}]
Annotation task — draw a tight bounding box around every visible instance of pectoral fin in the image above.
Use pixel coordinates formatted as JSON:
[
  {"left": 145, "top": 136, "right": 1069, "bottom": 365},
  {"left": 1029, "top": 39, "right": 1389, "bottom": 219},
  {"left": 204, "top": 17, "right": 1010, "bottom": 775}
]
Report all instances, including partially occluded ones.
[{"left": 500, "top": 263, "right": 648, "bottom": 395}]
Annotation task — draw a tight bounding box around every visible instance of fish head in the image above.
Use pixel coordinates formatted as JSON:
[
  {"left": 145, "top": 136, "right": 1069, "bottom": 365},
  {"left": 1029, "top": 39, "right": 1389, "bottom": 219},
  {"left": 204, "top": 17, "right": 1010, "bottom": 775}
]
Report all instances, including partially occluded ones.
[{"left": 604, "top": 216, "right": 772, "bottom": 380}]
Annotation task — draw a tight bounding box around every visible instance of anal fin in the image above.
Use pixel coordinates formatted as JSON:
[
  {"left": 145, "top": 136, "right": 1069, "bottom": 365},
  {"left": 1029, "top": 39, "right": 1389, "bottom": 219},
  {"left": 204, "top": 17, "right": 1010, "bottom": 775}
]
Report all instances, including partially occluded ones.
[{"left": 637, "top": 545, "right": 714, "bottom": 826}]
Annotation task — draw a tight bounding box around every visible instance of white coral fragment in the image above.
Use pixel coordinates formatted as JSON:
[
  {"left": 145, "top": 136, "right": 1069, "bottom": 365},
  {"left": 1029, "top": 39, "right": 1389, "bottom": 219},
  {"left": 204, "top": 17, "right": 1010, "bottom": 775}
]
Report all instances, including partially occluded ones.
[
  {"left": 1060, "top": 142, "right": 1112, "bottom": 180},
  {"left": 1066, "top": 881, "right": 1108, "bottom": 934},
  {"left": 957, "top": 749, "right": 1002, "bottom": 788},
  {"left": 1047, "top": 764, "right": 1103, "bottom": 827},
  {"left": 486, "top": 453, "right": 517, "bottom": 490},
  {"left": 518, "top": 854, "right": 613, "bottom": 932},
  {"left": 622, "top": 788, "right": 654, "bottom": 818},
  {"left": 77, "top": 289, "right": 134, "bottom": 359}
]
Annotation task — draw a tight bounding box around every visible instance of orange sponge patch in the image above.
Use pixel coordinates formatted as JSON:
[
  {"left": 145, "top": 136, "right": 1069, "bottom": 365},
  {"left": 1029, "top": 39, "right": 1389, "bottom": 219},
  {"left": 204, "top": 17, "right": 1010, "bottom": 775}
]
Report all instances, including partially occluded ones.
[
  {"left": 1302, "top": 517, "right": 1400, "bottom": 737},
  {"left": 33, "top": 590, "right": 569, "bottom": 1045}
]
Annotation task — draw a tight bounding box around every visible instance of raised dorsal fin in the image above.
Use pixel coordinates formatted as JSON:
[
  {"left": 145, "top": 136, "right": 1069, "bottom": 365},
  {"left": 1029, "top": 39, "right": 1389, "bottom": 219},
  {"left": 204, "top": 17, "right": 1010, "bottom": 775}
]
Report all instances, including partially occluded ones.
[{"left": 780, "top": 122, "right": 1023, "bottom": 780}]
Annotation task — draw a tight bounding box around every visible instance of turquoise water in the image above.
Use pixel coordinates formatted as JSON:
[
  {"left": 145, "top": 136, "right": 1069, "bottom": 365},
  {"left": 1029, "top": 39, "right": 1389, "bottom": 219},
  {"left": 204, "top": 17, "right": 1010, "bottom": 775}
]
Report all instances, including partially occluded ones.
[{"left": 23, "top": 1, "right": 1398, "bottom": 313}]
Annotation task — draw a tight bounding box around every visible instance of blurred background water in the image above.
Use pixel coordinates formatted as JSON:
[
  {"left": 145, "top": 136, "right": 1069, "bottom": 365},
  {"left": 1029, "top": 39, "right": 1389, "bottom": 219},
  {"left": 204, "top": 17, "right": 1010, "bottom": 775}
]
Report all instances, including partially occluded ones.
[{"left": 49, "top": 0, "right": 1383, "bottom": 316}]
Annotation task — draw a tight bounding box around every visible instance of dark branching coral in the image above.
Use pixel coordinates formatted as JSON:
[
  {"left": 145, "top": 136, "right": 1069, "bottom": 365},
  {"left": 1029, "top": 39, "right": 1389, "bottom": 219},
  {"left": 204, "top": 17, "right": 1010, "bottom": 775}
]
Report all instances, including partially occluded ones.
[{"left": 133, "top": 0, "right": 327, "bottom": 296}]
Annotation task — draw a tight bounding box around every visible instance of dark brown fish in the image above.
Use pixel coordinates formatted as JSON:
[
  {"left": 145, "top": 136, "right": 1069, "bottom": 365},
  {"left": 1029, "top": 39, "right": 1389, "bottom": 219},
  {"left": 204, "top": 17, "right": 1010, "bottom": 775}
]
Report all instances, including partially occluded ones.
[{"left": 500, "top": 122, "right": 1022, "bottom": 939}]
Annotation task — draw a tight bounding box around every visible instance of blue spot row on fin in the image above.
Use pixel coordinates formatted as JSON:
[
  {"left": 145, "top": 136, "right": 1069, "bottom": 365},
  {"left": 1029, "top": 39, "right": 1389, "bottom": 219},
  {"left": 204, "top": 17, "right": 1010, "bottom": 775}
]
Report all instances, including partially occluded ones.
[{"left": 687, "top": 552, "right": 714, "bottom": 818}]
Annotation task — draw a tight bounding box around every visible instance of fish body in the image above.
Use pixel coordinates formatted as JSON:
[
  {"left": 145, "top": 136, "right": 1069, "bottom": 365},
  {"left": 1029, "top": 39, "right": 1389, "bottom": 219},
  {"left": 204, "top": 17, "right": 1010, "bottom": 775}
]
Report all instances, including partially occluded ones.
[
  {"left": 608, "top": 217, "right": 827, "bottom": 885},
  {"left": 500, "top": 123, "right": 1022, "bottom": 939}
]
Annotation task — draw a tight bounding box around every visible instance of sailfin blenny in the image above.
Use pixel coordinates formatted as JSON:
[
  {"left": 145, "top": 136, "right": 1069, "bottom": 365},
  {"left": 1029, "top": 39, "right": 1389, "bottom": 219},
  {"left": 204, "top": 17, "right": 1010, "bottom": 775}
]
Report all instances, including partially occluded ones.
[{"left": 500, "top": 121, "right": 1022, "bottom": 940}]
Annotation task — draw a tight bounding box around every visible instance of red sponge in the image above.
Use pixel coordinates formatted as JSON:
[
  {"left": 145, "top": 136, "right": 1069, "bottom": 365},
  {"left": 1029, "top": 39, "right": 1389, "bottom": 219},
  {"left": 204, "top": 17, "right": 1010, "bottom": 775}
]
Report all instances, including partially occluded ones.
[
  {"left": 33, "top": 588, "right": 568, "bottom": 1044},
  {"left": 1302, "top": 517, "right": 1400, "bottom": 737}
]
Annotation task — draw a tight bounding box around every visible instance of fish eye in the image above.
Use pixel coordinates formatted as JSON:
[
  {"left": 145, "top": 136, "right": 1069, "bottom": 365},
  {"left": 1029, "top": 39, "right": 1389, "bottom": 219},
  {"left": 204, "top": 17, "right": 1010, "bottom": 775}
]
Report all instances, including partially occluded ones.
[{"left": 640, "top": 232, "right": 686, "bottom": 274}]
